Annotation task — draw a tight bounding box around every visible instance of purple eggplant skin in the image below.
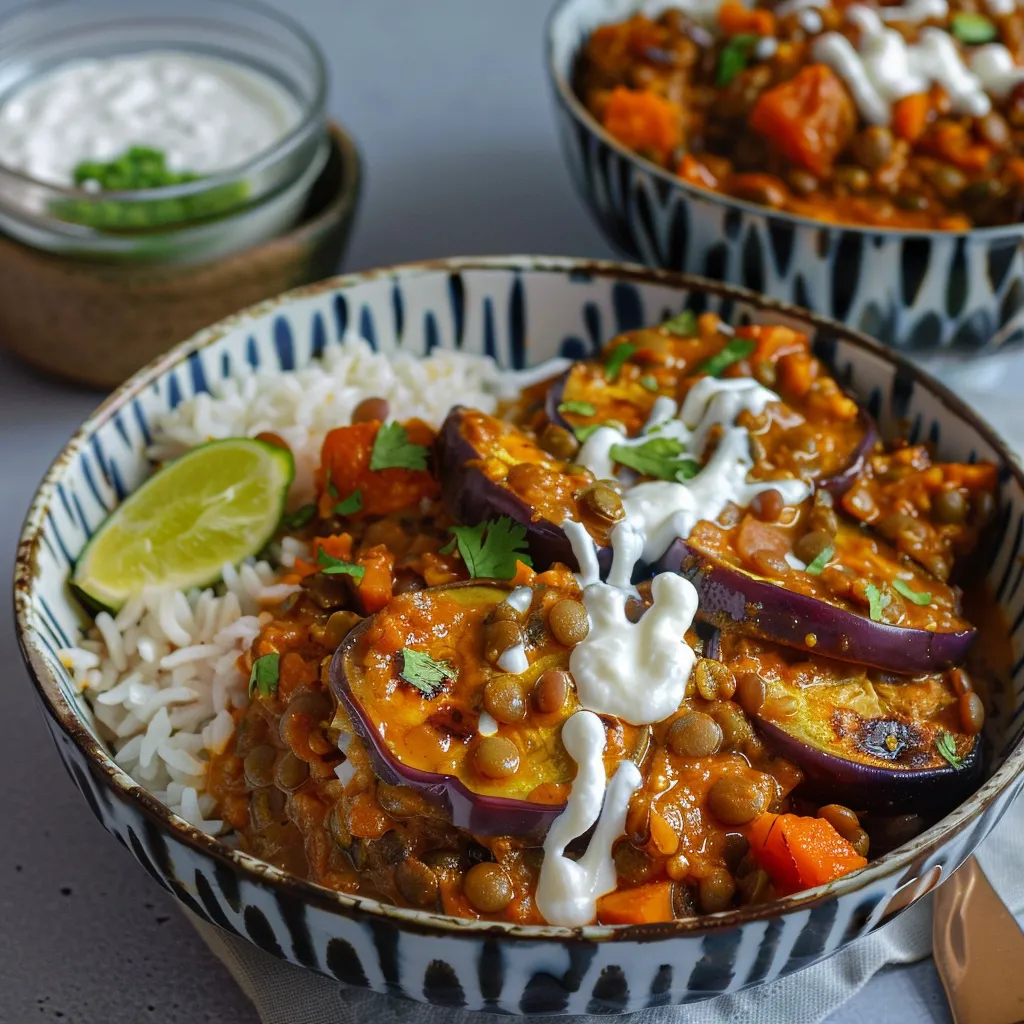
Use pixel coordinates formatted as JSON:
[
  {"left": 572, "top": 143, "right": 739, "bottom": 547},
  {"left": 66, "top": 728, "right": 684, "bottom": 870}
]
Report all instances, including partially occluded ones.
[
  {"left": 544, "top": 371, "right": 572, "bottom": 433},
  {"left": 818, "top": 409, "right": 879, "bottom": 498},
  {"left": 436, "top": 406, "right": 612, "bottom": 574},
  {"left": 754, "top": 716, "right": 983, "bottom": 815},
  {"left": 328, "top": 603, "right": 565, "bottom": 844},
  {"left": 654, "top": 539, "right": 976, "bottom": 674}
]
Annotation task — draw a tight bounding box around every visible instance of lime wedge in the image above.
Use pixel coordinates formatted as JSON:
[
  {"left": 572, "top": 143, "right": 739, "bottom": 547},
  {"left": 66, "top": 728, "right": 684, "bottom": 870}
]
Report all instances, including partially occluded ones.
[{"left": 72, "top": 438, "right": 294, "bottom": 611}]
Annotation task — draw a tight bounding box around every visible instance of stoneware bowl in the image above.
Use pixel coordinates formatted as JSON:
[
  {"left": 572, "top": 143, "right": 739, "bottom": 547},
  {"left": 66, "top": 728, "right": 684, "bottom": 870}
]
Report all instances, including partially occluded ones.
[
  {"left": 546, "top": 0, "right": 1024, "bottom": 354},
  {"left": 14, "top": 257, "right": 1024, "bottom": 1013},
  {"left": 0, "top": 122, "right": 361, "bottom": 390}
]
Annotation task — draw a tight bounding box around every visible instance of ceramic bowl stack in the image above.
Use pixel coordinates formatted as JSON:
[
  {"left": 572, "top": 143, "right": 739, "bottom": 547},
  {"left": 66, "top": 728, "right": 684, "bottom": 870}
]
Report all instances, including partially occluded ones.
[{"left": 15, "top": 257, "right": 1024, "bottom": 1012}]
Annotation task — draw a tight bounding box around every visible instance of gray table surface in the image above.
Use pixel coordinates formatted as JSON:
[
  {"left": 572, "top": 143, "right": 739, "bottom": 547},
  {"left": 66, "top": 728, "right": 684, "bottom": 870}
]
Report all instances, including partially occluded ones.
[{"left": 0, "top": 1, "right": 958, "bottom": 1021}]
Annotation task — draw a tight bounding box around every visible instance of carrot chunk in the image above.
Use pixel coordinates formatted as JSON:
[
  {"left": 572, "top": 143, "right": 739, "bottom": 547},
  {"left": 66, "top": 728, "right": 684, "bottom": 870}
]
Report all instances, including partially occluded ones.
[
  {"left": 892, "top": 93, "right": 930, "bottom": 143},
  {"left": 601, "top": 86, "right": 682, "bottom": 164},
  {"left": 319, "top": 419, "right": 439, "bottom": 518},
  {"left": 598, "top": 881, "right": 675, "bottom": 924},
  {"left": 746, "top": 813, "right": 867, "bottom": 895},
  {"left": 749, "top": 65, "right": 856, "bottom": 177},
  {"left": 718, "top": 1, "right": 776, "bottom": 37}
]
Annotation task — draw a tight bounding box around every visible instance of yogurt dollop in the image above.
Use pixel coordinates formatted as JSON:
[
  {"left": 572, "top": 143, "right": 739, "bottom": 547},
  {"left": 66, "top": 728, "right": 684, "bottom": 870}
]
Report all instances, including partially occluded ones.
[{"left": 0, "top": 52, "right": 300, "bottom": 186}]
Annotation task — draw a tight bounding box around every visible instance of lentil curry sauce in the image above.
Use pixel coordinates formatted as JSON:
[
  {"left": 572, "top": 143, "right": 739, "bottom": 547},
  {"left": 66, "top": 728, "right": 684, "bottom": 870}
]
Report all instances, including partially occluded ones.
[{"left": 206, "top": 323, "right": 1004, "bottom": 927}]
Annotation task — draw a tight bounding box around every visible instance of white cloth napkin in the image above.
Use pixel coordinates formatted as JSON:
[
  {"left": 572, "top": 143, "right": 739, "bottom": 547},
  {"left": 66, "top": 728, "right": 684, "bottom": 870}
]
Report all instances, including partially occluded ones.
[
  {"left": 185, "top": 794, "right": 1024, "bottom": 1024},
  {"left": 185, "top": 360, "right": 1024, "bottom": 1023}
]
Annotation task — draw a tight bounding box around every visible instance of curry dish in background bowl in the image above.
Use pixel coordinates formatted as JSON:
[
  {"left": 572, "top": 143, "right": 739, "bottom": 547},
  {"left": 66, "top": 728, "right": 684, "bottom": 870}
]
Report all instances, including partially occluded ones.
[
  {"left": 548, "top": 0, "right": 1024, "bottom": 351},
  {"left": 15, "top": 258, "right": 1024, "bottom": 1011}
]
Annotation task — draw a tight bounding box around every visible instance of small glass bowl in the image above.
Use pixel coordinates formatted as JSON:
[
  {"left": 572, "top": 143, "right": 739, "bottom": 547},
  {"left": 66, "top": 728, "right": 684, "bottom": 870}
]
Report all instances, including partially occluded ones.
[{"left": 0, "top": 0, "right": 327, "bottom": 262}]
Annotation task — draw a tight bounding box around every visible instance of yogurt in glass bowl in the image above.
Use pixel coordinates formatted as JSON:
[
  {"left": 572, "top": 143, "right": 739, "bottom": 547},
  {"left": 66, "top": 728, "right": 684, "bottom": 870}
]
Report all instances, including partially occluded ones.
[{"left": 0, "top": 0, "right": 328, "bottom": 262}]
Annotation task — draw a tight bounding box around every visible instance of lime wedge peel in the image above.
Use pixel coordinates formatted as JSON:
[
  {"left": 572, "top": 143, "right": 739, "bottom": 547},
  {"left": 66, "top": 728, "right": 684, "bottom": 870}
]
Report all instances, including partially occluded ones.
[{"left": 72, "top": 439, "right": 294, "bottom": 612}]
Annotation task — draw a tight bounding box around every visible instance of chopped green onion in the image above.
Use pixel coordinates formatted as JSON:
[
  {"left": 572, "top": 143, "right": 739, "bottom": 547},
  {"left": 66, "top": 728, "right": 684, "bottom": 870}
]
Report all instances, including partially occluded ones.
[
  {"left": 936, "top": 731, "right": 965, "bottom": 770},
  {"left": 558, "top": 400, "right": 597, "bottom": 417},
  {"left": 604, "top": 342, "right": 638, "bottom": 381},
  {"left": 661, "top": 310, "right": 698, "bottom": 336},
  {"left": 639, "top": 375, "right": 659, "bottom": 392},
  {"left": 893, "top": 578, "right": 932, "bottom": 605},
  {"left": 864, "top": 582, "right": 884, "bottom": 622},
  {"left": 951, "top": 12, "right": 997, "bottom": 44},
  {"left": 698, "top": 338, "right": 757, "bottom": 378},
  {"left": 716, "top": 34, "right": 759, "bottom": 88},
  {"left": 804, "top": 544, "right": 834, "bottom": 576}
]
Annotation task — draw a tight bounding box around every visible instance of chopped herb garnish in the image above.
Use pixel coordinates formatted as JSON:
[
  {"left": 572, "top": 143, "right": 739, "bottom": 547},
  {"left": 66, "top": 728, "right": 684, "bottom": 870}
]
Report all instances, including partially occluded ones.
[
  {"left": 893, "top": 578, "right": 932, "bottom": 605},
  {"left": 334, "top": 490, "right": 363, "bottom": 516},
  {"left": 248, "top": 653, "right": 280, "bottom": 699},
  {"left": 575, "top": 421, "right": 622, "bottom": 443},
  {"left": 864, "top": 582, "right": 884, "bottom": 622},
  {"left": 399, "top": 648, "right": 457, "bottom": 698},
  {"left": 73, "top": 146, "right": 200, "bottom": 191},
  {"left": 439, "top": 536, "right": 457, "bottom": 555},
  {"left": 316, "top": 548, "right": 366, "bottom": 582},
  {"left": 804, "top": 544, "right": 834, "bottom": 576},
  {"left": 716, "top": 34, "right": 759, "bottom": 88},
  {"left": 370, "top": 421, "right": 430, "bottom": 471},
  {"left": 558, "top": 400, "right": 597, "bottom": 417},
  {"left": 639, "top": 375, "right": 659, "bottom": 392},
  {"left": 281, "top": 504, "right": 316, "bottom": 530},
  {"left": 604, "top": 342, "right": 638, "bottom": 381},
  {"left": 951, "top": 11, "right": 996, "bottom": 43},
  {"left": 448, "top": 516, "right": 533, "bottom": 579},
  {"left": 661, "top": 310, "right": 698, "bottom": 336},
  {"left": 699, "top": 338, "right": 757, "bottom": 378},
  {"left": 610, "top": 437, "right": 699, "bottom": 482},
  {"left": 326, "top": 470, "right": 339, "bottom": 498},
  {"left": 936, "top": 731, "right": 965, "bottom": 770}
]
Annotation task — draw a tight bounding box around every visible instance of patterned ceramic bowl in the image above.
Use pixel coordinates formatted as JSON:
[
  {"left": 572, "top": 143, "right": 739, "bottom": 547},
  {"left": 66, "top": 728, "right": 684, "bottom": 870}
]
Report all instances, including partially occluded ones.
[
  {"left": 14, "top": 257, "right": 1024, "bottom": 1013},
  {"left": 546, "top": 0, "right": 1024, "bottom": 354}
]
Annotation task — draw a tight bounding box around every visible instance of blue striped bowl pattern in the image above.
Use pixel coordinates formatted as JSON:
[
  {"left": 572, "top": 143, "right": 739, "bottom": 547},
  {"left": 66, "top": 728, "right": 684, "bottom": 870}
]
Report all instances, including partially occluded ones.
[
  {"left": 14, "top": 257, "right": 1024, "bottom": 1013},
  {"left": 546, "top": 0, "right": 1024, "bottom": 355}
]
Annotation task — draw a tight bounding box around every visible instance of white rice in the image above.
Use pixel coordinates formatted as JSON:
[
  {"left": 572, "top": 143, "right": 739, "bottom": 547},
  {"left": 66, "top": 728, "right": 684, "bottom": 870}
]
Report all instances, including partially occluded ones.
[
  {"left": 59, "top": 339, "right": 511, "bottom": 834},
  {"left": 146, "top": 334, "right": 504, "bottom": 504}
]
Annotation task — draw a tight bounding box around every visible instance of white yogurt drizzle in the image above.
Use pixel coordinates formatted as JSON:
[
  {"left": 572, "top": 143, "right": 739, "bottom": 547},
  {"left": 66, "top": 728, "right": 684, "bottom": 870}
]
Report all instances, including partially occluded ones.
[
  {"left": 534, "top": 373, "right": 811, "bottom": 927},
  {"left": 811, "top": 1, "right": 1024, "bottom": 125},
  {"left": 505, "top": 586, "right": 534, "bottom": 615},
  {"left": 0, "top": 52, "right": 300, "bottom": 187},
  {"left": 497, "top": 642, "right": 529, "bottom": 675},
  {"left": 478, "top": 710, "right": 499, "bottom": 737},
  {"left": 535, "top": 712, "right": 642, "bottom": 928}
]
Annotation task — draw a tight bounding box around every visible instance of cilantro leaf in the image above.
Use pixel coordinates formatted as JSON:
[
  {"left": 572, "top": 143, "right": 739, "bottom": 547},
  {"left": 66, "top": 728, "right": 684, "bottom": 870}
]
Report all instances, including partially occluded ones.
[
  {"left": 317, "top": 547, "right": 366, "bottom": 582},
  {"left": 370, "top": 421, "right": 430, "bottom": 471},
  {"left": 281, "top": 504, "right": 316, "bottom": 530},
  {"left": 893, "top": 578, "right": 932, "bottom": 605},
  {"left": 558, "top": 400, "right": 597, "bottom": 417},
  {"left": 699, "top": 338, "right": 757, "bottom": 378},
  {"left": 716, "top": 33, "right": 758, "bottom": 88},
  {"left": 804, "top": 545, "right": 834, "bottom": 576},
  {"left": 399, "top": 648, "right": 457, "bottom": 698},
  {"left": 639, "top": 375, "right": 659, "bottom": 392},
  {"left": 326, "top": 470, "right": 339, "bottom": 498},
  {"left": 248, "top": 653, "right": 280, "bottom": 699},
  {"left": 604, "top": 342, "right": 638, "bottom": 381},
  {"left": 439, "top": 536, "right": 457, "bottom": 555},
  {"left": 448, "top": 517, "right": 533, "bottom": 579},
  {"left": 936, "top": 731, "right": 965, "bottom": 770},
  {"left": 334, "top": 490, "right": 363, "bottom": 516},
  {"left": 661, "top": 310, "right": 697, "bottom": 336},
  {"left": 864, "top": 582, "right": 884, "bottom": 622},
  {"left": 610, "top": 437, "right": 699, "bottom": 482}
]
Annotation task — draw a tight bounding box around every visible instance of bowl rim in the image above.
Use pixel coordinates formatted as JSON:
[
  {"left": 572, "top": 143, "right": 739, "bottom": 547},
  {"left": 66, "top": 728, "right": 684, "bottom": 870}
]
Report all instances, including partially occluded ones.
[
  {"left": 0, "top": 0, "right": 328, "bottom": 212},
  {"left": 14, "top": 254, "right": 1024, "bottom": 943},
  {"left": 544, "top": 0, "right": 1024, "bottom": 243}
]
